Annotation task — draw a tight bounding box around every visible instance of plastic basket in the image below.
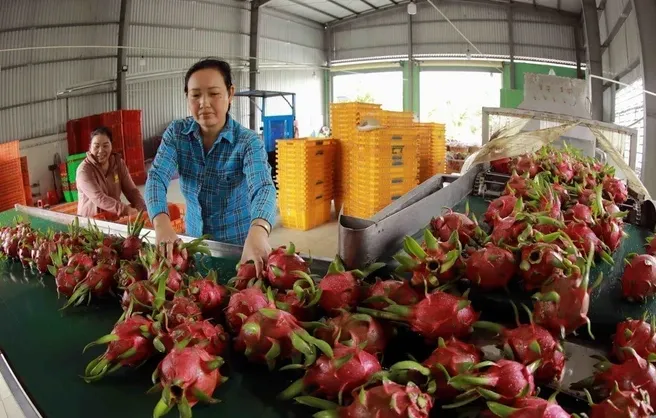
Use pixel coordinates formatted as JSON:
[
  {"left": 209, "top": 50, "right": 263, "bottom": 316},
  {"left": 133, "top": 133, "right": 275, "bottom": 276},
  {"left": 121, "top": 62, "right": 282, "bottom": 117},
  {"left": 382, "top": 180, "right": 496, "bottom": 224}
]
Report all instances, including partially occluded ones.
[
  {"left": 66, "top": 153, "right": 87, "bottom": 183},
  {"left": 279, "top": 198, "right": 332, "bottom": 231}
]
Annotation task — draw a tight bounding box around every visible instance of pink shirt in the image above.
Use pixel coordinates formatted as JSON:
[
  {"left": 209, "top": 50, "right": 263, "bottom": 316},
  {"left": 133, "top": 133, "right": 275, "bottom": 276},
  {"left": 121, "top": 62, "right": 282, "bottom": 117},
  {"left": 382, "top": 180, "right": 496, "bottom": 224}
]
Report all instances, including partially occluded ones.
[{"left": 76, "top": 152, "right": 146, "bottom": 218}]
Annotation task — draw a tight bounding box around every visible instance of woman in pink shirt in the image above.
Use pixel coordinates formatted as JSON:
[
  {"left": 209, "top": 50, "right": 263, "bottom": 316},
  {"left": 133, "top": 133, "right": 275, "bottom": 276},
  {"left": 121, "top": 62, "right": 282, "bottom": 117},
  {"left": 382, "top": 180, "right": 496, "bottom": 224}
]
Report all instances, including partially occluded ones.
[{"left": 76, "top": 127, "right": 147, "bottom": 218}]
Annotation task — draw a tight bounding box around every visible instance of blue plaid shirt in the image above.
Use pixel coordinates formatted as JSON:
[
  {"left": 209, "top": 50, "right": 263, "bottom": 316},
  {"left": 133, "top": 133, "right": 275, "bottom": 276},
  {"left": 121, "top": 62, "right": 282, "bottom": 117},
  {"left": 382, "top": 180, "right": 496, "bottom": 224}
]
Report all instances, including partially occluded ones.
[{"left": 145, "top": 115, "right": 277, "bottom": 245}]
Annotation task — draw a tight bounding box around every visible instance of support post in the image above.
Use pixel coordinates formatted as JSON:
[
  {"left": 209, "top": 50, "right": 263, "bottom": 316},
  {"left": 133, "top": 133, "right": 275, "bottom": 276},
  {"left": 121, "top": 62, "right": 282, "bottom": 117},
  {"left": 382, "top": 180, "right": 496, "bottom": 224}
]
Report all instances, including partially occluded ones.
[
  {"left": 249, "top": 0, "right": 261, "bottom": 130},
  {"left": 407, "top": 13, "right": 414, "bottom": 115},
  {"left": 324, "top": 26, "right": 333, "bottom": 127},
  {"left": 581, "top": 0, "right": 603, "bottom": 120},
  {"left": 632, "top": 0, "right": 656, "bottom": 194},
  {"left": 116, "top": 0, "right": 131, "bottom": 110},
  {"left": 508, "top": 5, "right": 516, "bottom": 90},
  {"left": 574, "top": 24, "right": 584, "bottom": 79}
]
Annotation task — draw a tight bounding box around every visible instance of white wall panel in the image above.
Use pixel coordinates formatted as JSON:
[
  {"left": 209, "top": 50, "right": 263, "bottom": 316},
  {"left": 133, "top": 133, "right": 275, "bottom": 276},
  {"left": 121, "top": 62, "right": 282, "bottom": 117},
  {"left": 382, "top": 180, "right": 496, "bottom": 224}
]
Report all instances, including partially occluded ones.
[
  {"left": 608, "top": 24, "right": 628, "bottom": 77},
  {"left": 515, "top": 22, "right": 575, "bottom": 49},
  {"left": 414, "top": 2, "right": 506, "bottom": 21},
  {"left": 625, "top": 11, "right": 641, "bottom": 67},
  {"left": 0, "top": 0, "right": 119, "bottom": 29},
  {"left": 66, "top": 92, "right": 116, "bottom": 120},
  {"left": 131, "top": 0, "right": 247, "bottom": 33},
  {"left": 127, "top": 77, "right": 188, "bottom": 139}
]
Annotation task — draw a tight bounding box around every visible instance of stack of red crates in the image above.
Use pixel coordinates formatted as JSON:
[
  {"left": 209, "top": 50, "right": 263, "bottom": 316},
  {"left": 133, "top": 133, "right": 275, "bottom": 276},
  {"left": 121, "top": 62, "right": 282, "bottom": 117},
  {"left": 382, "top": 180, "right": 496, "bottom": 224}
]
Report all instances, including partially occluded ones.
[
  {"left": 66, "top": 109, "right": 146, "bottom": 186},
  {"left": 20, "top": 157, "right": 33, "bottom": 206},
  {"left": 0, "top": 141, "right": 27, "bottom": 212}
]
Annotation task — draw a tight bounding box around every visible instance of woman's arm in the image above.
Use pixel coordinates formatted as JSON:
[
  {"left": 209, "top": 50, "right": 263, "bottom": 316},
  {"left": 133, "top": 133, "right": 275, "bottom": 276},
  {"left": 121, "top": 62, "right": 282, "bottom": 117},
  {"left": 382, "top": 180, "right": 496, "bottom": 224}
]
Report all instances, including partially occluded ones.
[
  {"left": 146, "top": 122, "right": 181, "bottom": 244},
  {"left": 77, "top": 165, "right": 130, "bottom": 215},
  {"left": 118, "top": 158, "right": 147, "bottom": 211},
  {"left": 243, "top": 135, "right": 277, "bottom": 229}
]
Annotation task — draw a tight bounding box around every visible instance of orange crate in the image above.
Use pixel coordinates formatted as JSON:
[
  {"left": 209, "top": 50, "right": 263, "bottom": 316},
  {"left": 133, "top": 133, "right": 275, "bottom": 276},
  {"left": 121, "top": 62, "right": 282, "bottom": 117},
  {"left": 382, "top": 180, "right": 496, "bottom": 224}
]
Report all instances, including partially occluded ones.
[
  {"left": 0, "top": 141, "right": 20, "bottom": 163},
  {"left": 0, "top": 158, "right": 26, "bottom": 211},
  {"left": 279, "top": 199, "right": 331, "bottom": 231}
]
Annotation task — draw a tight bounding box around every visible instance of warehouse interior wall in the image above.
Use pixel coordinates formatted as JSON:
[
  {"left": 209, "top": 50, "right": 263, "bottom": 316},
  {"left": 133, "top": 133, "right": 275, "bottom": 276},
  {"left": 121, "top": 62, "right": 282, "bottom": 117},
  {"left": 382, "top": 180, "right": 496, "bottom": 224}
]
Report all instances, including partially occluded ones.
[
  {"left": 596, "top": 0, "right": 644, "bottom": 176},
  {"left": 0, "top": 0, "right": 325, "bottom": 192}
]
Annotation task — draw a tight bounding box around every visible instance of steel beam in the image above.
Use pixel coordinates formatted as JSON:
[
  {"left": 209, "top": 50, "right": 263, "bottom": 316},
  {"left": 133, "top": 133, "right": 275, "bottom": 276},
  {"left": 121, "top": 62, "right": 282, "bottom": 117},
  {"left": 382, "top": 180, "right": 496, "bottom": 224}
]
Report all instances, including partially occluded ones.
[
  {"left": 328, "top": 0, "right": 579, "bottom": 28},
  {"left": 581, "top": 0, "right": 603, "bottom": 120},
  {"left": 287, "top": 0, "right": 341, "bottom": 20},
  {"left": 117, "top": 0, "right": 131, "bottom": 110},
  {"left": 575, "top": 25, "right": 584, "bottom": 78},
  {"left": 601, "top": 0, "right": 632, "bottom": 51},
  {"left": 632, "top": 0, "right": 656, "bottom": 196},
  {"left": 249, "top": 0, "right": 260, "bottom": 130},
  {"left": 407, "top": 13, "right": 414, "bottom": 113},
  {"left": 327, "top": 0, "right": 359, "bottom": 15}
]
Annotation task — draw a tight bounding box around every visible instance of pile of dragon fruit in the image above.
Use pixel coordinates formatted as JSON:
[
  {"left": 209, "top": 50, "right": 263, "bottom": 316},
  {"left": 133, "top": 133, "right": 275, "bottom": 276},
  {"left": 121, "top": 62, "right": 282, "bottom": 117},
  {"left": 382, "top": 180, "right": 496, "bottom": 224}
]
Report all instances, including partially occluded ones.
[{"left": 1, "top": 145, "right": 656, "bottom": 418}]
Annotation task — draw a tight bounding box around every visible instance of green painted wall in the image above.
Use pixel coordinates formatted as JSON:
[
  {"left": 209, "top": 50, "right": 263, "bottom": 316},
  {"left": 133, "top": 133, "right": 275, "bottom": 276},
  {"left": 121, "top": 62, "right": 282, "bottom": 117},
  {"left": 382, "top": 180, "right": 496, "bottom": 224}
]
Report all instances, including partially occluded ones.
[{"left": 500, "top": 62, "right": 581, "bottom": 108}]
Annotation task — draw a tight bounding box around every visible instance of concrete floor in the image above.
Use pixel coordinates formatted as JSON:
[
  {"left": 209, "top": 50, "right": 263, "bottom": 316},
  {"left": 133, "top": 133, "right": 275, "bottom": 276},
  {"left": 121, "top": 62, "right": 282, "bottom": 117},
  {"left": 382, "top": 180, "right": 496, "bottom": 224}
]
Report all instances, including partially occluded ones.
[{"left": 135, "top": 179, "right": 339, "bottom": 259}]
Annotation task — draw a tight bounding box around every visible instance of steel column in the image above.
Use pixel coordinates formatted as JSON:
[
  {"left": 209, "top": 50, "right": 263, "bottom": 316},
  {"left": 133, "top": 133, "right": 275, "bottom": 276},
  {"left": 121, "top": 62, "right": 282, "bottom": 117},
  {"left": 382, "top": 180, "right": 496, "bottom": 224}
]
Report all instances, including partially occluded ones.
[
  {"left": 581, "top": 0, "right": 603, "bottom": 120},
  {"left": 632, "top": 0, "right": 656, "bottom": 195},
  {"left": 249, "top": 0, "right": 261, "bottom": 131},
  {"left": 116, "top": 0, "right": 131, "bottom": 110},
  {"left": 508, "top": 5, "right": 516, "bottom": 90}
]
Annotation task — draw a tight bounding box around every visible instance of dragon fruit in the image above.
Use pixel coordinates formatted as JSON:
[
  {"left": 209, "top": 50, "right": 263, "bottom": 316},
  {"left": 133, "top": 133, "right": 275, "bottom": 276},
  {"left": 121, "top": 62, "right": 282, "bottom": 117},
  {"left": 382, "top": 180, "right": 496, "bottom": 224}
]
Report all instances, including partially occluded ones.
[
  {"left": 295, "top": 379, "right": 434, "bottom": 418},
  {"left": 484, "top": 195, "right": 519, "bottom": 227},
  {"left": 225, "top": 287, "right": 273, "bottom": 333},
  {"left": 120, "top": 211, "right": 146, "bottom": 260},
  {"left": 564, "top": 203, "right": 594, "bottom": 225},
  {"left": 314, "top": 312, "right": 388, "bottom": 355},
  {"left": 61, "top": 262, "right": 118, "bottom": 309},
  {"left": 93, "top": 245, "right": 120, "bottom": 268},
  {"left": 358, "top": 290, "right": 479, "bottom": 343},
  {"left": 317, "top": 256, "right": 383, "bottom": 315},
  {"left": 603, "top": 176, "right": 629, "bottom": 204},
  {"left": 519, "top": 243, "right": 570, "bottom": 291},
  {"left": 121, "top": 280, "right": 156, "bottom": 316},
  {"left": 586, "top": 385, "right": 654, "bottom": 418},
  {"left": 227, "top": 261, "right": 259, "bottom": 290},
  {"left": 448, "top": 359, "right": 539, "bottom": 406},
  {"left": 156, "top": 236, "right": 210, "bottom": 274},
  {"left": 533, "top": 245, "right": 600, "bottom": 339},
  {"left": 151, "top": 346, "right": 226, "bottom": 418},
  {"left": 187, "top": 271, "right": 229, "bottom": 320},
  {"left": 391, "top": 336, "right": 481, "bottom": 401},
  {"left": 486, "top": 394, "right": 571, "bottom": 418},
  {"left": 395, "top": 230, "right": 462, "bottom": 289},
  {"left": 552, "top": 182, "right": 570, "bottom": 204},
  {"left": 67, "top": 252, "right": 94, "bottom": 271},
  {"left": 513, "top": 155, "right": 540, "bottom": 178},
  {"left": 117, "top": 260, "right": 148, "bottom": 289},
  {"left": 465, "top": 244, "right": 517, "bottom": 290},
  {"left": 32, "top": 234, "right": 57, "bottom": 274},
  {"left": 491, "top": 158, "right": 512, "bottom": 175},
  {"left": 279, "top": 343, "right": 382, "bottom": 400},
  {"left": 16, "top": 232, "right": 35, "bottom": 267},
  {"left": 564, "top": 222, "right": 613, "bottom": 264},
  {"left": 157, "top": 320, "right": 229, "bottom": 357},
  {"left": 613, "top": 316, "right": 656, "bottom": 362},
  {"left": 474, "top": 305, "right": 566, "bottom": 384},
  {"left": 573, "top": 348, "right": 656, "bottom": 409},
  {"left": 48, "top": 247, "right": 88, "bottom": 298},
  {"left": 430, "top": 206, "right": 481, "bottom": 246},
  {"left": 489, "top": 215, "right": 531, "bottom": 248},
  {"left": 82, "top": 314, "right": 155, "bottom": 382},
  {"left": 275, "top": 284, "right": 321, "bottom": 322},
  {"left": 593, "top": 216, "right": 625, "bottom": 253},
  {"left": 159, "top": 296, "right": 203, "bottom": 330},
  {"left": 147, "top": 257, "right": 184, "bottom": 297},
  {"left": 235, "top": 307, "right": 333, "bottom": 370},
  {"left": 363, "top": 278, "right": 421, "bottom": 310},
  {"left": 266, "top": 242, "right": 310, "bottom": 290},
  {"left": 621, "top": 254, "right": 656, "bottom": 302}
]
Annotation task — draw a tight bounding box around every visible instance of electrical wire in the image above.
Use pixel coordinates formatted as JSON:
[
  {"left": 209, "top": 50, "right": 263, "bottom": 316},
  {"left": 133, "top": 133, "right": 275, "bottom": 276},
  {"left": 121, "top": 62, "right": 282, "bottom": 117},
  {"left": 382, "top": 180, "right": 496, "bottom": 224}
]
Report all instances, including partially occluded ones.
[{"left": 589, "top": 74, "right": 656, "bottom": 98}]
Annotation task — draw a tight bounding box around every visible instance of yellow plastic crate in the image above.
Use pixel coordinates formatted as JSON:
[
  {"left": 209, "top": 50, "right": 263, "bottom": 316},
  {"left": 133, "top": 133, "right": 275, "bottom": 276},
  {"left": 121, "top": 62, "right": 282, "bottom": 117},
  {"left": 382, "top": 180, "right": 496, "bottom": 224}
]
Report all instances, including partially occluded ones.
[{"left": 279, "top": 199, "right": 332, "bottom": 231}]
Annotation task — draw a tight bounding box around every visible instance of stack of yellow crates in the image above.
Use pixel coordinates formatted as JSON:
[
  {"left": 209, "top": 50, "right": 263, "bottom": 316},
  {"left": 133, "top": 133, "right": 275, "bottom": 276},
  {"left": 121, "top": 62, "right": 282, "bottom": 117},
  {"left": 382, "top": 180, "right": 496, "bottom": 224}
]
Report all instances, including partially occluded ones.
[
  {"left": 276, "top": 139, "right": 336, "bottom": 230},
  {"left": 430, "top": 123, "right": 447, "bottom": 176},
  {"left": 343, "top": 128, "right": 419, "bottom": 219},
  {"left": 329, "top": 103, "right": 383, "bottom": 212},
  {"left": 416, "top": 123, "right": 434, "bottom": 183},
  {"left": 380, "top": 110, "right": 415, "bottom": 128}
]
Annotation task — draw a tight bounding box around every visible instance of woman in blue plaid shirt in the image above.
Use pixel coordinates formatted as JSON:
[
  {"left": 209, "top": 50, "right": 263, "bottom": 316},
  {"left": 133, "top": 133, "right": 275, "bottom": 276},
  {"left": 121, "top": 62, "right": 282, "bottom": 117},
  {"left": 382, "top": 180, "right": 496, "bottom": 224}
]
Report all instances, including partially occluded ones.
[{"left": 145, "top": 59, "right": 278, "bottom": 277}]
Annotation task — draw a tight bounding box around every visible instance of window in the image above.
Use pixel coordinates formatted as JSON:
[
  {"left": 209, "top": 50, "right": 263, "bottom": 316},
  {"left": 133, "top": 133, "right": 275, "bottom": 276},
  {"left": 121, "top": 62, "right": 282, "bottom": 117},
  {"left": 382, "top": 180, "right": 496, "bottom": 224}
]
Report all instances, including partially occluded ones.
[
  {"left": 333, "top": 71, "right": 403, "bottom": 111},
  {"left": 420, "top": 71, "right": 502, "bottom": 146},
  {"left": 614, "top": 79, "right": 645, "bottom": 176}
]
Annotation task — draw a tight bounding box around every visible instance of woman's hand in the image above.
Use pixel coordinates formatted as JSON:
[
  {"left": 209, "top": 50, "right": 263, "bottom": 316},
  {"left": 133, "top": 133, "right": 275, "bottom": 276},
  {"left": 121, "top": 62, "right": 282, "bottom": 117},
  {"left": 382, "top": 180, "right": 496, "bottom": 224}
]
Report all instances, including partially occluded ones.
[
  {"left": 241, "top": 225, "right": 271, "bottom": 278},
  {"left": 153, "top": 213, "right": 178, "bottom": 246}
]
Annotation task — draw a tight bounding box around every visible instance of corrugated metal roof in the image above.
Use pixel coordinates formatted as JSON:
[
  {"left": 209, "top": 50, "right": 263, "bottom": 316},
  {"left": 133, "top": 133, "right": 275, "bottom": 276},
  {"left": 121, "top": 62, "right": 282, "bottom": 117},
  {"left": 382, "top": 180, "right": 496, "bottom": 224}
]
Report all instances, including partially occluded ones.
[{"left": 265, "top": 0, "right": 582, "bottom": 25}]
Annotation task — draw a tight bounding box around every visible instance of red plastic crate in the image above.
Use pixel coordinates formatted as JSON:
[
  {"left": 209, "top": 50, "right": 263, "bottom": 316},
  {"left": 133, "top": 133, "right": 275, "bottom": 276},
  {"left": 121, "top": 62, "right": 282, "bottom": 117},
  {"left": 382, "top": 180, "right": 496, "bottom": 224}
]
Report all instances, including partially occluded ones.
[
  {"left": 89, "top": 114, "right": 103, "bottom": 130},
  {"left": 79, "top": 117, "right": 92, "bottom": 153},
  {"left": 66, "top": 120, "right": 80, "bottom": 155},
  {"left": 131, "top": 171, "right": 146, "bottom": 186},
  {"left": 102, "top": 111, "right": 123, "bottom": 126},
  {"left": 122, "top": 110, "right": 142, "bottom": 125},
  {"left": 107, "top": 123, "right": 124, "bottom": 153},
  {"left": 123, "top": 122, "right": 142, "bottom": 140}
]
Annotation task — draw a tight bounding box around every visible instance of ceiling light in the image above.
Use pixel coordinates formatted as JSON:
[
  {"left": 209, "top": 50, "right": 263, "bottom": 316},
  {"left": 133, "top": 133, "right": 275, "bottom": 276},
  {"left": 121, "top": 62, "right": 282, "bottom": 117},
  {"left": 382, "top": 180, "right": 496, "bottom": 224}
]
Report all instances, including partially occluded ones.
[
  {"left": 139, "top": 56, "right": 146, "bottom": 67},
  {"left": 466, "top": 49, "right": 472, "bottom": 60},
  {"left": 407, "top": 2, "right": 417, "bottom": 15}
]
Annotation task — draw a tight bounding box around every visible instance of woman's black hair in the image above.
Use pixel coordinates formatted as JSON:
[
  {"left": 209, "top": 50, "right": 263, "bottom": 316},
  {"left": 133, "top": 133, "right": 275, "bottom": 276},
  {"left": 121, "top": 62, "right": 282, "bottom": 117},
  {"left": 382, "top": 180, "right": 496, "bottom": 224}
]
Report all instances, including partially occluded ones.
[
  {"left": 184, "top": 58, "right": 233, "bottom": 94},
  {"left": 90, "top": 126, "right": 113, "bottom": 143}
]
